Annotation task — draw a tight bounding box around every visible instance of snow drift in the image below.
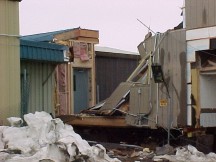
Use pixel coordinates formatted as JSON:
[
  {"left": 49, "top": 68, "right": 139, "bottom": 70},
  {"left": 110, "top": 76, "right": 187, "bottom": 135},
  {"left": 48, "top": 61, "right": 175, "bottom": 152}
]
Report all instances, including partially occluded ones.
[{"left": 0, "top": 111, "right": 120, "bottom": 162}]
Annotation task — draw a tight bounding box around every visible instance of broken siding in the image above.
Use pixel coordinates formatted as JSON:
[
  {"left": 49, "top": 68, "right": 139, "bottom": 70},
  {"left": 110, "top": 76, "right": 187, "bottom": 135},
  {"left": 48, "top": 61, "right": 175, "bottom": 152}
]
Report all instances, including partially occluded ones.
[
  {"left": 145, "top": 30, "right": 187, "bottom": 128},
  {"left": 186, "top": 0, "right": 216, "bottom": 30},
  {"left": 21, "top": 62, "right": 56, "bottom": 115},
  {"left": 96, "top": 55, "right": 138, "bottom": 102}
]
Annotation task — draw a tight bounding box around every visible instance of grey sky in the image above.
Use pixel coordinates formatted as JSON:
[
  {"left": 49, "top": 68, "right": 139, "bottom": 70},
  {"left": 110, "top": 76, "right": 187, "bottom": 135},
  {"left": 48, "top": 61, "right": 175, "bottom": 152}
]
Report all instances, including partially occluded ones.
[{"left": 19, "top": 0, "right": 183, "bottom": 52}]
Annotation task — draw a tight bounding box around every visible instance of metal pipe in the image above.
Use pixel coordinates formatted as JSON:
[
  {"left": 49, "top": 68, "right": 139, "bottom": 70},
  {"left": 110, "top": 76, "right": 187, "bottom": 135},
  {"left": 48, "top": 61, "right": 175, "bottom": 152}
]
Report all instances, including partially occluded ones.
[
  {"left": 183, "top": 0, "right": 186, "bottom": 28},
  {"left": 156, "top": 33, "right": 161, "bottom": 124},
  {"left": 168, "top": 97, "right": 171, "bottom": 145}
]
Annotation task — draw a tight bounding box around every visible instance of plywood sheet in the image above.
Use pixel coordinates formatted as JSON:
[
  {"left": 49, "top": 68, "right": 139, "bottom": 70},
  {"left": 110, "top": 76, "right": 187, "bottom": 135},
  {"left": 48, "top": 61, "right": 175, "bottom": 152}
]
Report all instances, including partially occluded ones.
[{"left": 100, "top": 82, "right": 133, "bottom": 113}]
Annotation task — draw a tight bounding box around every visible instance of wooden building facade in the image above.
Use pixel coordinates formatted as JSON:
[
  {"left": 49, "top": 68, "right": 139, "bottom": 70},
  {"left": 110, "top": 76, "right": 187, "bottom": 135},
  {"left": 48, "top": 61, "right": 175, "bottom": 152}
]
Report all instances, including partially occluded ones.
[
  {"left": 20, "top": 40, "right": 68, "bottom": 116},
  {"left": 22, "top": 28, "right": 99, "bottom": 115}
]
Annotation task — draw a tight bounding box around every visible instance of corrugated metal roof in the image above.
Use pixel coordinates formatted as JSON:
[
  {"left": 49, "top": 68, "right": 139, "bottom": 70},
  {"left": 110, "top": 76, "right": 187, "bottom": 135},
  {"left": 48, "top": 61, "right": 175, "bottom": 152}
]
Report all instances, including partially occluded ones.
[
  {"left": 21, "top": 28, "right": 76, "bottom": 42},
  {"left": 95, "top": 46, "right": 139, "bottom": 55},
  {"left": 20, "top": 40, "right": 68, "bottom": 63}
]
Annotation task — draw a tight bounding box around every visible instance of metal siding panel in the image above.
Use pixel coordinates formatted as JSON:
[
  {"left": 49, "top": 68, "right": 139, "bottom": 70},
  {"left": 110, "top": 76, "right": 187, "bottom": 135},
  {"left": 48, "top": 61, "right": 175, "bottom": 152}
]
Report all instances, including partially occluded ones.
[
  {"left": 20, "top": 41, "right": 66, "bottom": 63},
  {"left": 100, "top": 82, "right": 133, "bottom": 111},
  {"left": 192, "top": 0, "right": 198, "bottom": 28},
  {"left": 31, "top": 63, "right": 37, "bottom": 112},
  {"left": 96, "top": 56, "right": 138, "bottom": 102},
  {"left": 185, "top": 0, "right": 191, "bottom": 29},
  {"left": 200, "top": 113, "right": 216, "bottom": 127},
  {"left": 41, "top": 63, "right": 49, "bottom": 112},
  {"left": 0, "top": 1, "right": 19, "bottom": 34},
  {"left": 215, "top": 1, "right": 216, "bottom": 25},
  {"left": 179, "top": 31, "right": 187, "bottom": 126},
  {"left": 170, "top": 32, "right": 177, "bottom": 127},
  {"left": 0, "top": 1, "right": 20, "bottom": 124},
  {"left": 39, "top": 63, "right": 43, "bottom": 111},
  {"left": 186, "top": 0, "right": 216, "bottom": 29},
  {"left": 196, "top": 0, "right": 203, "bottom": 28},
  {"left": 208, "top": 0, "right": 215, "bottom": 26},
  {"left": 159, "top": 35, "right": 169, "bottom": 128},
  {"left": 21, "top": 62, "right": 56, "bottom": 114},
  {"left": 43, "top": 64, "right": 55, "bottom": 114},
  {"left": 9, "top": 38, "right": 20, "bottom": 116},
  {"left": 145, "top": 30, "right": 187, "bottom": 128},
  {"left": 129, "top": 85, "right": 150, "bottom": 114}
]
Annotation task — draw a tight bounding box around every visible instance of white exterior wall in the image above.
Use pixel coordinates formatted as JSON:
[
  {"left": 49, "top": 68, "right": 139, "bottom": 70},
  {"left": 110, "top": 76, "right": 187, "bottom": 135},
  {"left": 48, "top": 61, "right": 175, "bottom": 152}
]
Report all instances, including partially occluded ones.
[{"left": 186, "top": 26, "right": 216, "bottom": 126}]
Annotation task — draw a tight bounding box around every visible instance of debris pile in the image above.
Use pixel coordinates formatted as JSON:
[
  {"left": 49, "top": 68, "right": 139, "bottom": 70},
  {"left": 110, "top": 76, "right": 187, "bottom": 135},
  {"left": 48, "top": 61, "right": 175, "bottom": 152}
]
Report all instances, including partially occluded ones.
[
  {"left": 0, "top": 111, "right": 120, "bottom": 162},
  {"left": 154, "top": 145, "right": 216, "bottom": 162}
]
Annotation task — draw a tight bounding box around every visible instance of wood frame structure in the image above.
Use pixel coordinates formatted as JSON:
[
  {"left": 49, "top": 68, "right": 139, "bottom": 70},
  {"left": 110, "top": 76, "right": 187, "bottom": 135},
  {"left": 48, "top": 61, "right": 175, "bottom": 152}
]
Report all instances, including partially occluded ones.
[{"left": 53, "top": 28, "right": 99, "bottom": 114}]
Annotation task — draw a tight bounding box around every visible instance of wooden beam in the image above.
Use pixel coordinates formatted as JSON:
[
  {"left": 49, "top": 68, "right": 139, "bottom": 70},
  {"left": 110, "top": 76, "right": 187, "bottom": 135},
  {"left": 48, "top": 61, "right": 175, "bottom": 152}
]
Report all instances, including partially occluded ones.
[
  {"left": 54, "top": 28, "right": 99, "bottom": 41},
  {"left": 201, "top": 108, "right": 216, "bottom": 113},
  {"left": 71, "top": 58, "right": 93, "bottom": 68},
  {"left": 57, "top": 115, "right": 129, "bottom": 128},
  {"left": 76, "top": 37, "right": 99, "bottom": 44},
  {"left": 200, "top": 66, "right": 216, "bottom": 72}
]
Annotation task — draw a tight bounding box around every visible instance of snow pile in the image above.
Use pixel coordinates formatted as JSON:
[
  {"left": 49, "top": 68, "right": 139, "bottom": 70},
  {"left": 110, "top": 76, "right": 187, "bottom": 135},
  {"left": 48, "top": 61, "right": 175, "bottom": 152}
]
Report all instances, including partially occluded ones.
[
  {"left": 0, "top": 111, "right": 120, "bottom": 162},
  {"left": 154, "top": 145, "right": 216, "bottom": 162}
]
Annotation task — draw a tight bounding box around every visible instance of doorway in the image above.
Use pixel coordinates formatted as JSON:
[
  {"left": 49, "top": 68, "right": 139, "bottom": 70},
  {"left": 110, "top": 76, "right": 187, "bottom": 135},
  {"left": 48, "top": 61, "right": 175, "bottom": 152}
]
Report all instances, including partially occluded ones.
[{"left": 74, "top": 68, "right": 89, "bottom": 113}]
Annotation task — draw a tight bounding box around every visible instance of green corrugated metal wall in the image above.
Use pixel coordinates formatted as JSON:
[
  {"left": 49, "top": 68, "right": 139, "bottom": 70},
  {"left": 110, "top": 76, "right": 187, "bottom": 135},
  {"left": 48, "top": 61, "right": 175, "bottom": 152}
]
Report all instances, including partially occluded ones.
[
  {"left": 0, "top": 0, "right": 20, "bottom": 125},
  {"left": 21, "top": 62, "right": 56, "bottom": 115}
]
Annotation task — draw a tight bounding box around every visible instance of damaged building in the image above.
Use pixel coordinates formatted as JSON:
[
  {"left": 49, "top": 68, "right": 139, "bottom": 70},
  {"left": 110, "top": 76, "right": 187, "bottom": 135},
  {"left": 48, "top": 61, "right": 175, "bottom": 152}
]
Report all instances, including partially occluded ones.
[
  {"left": 21, "top": 28, "right": 99, "bottom": 115},
  {"left": 185, "top": 0, "right": 216, "bottom": 128},
  {"left": 2, "top": 0, "right": 216, "bottom": 153},
  {"left": 58, "top": 0, "right": 216, "bottom": 149}
]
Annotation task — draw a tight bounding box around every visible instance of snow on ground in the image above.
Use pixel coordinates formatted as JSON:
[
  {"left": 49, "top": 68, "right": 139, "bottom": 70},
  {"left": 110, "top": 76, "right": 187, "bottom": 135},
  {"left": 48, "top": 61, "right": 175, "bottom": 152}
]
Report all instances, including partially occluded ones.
[
  {"left": 0, "top": 111, "right": 120, "bottom": 162},
  {"left": 1, "top": 111, "right": 216, "bottom": 162},
  {"left": 154, "top": 145, "right": 216, "bottom": 162}
]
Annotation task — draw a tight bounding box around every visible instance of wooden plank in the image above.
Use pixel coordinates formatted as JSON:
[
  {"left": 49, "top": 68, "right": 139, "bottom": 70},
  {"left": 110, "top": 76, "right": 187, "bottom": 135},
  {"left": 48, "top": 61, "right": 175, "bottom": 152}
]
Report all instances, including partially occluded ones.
[
  {"left": 191, "top": 69, "right": 201, "bottom": 128},
  {"left": 76, "top": 37, "right": 99, "bottom": 43},
  {"left": 72, "top": 58, "right": 93, "bottom": 68},
  {"left": 54, "top": 28, "right": 99, "bottom": 41},
  {"left": 200, "top": 66, "right": 216, "bottom": 72},
  {"left": 201, "top": 108, "right": 216, "bottom": 113},
  {"left": 100, "top": 82, "right": 133, "bottom": 114},
  {"left": 79, "top": 29, "right": 99, "bottom": 38},
  {"left": 58, "top": 115, "right": 129, "bottom": 127},
  {"left": 90, "top": 43, "right": 96, "bottom": 107}
]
